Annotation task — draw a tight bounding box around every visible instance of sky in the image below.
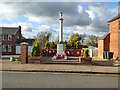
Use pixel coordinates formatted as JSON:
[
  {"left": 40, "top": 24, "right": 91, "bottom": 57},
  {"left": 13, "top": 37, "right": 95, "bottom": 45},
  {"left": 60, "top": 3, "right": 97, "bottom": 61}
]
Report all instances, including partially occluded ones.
[{"left": 0, "top": 2, "right": 119, "bottom": 41}]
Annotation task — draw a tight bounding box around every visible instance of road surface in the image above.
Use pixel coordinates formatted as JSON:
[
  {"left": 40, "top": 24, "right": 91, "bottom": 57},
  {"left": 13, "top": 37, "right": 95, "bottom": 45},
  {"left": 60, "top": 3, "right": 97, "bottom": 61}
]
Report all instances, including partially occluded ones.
[{"left": 2, "top": 71, "right": 119, "bottom": 88}]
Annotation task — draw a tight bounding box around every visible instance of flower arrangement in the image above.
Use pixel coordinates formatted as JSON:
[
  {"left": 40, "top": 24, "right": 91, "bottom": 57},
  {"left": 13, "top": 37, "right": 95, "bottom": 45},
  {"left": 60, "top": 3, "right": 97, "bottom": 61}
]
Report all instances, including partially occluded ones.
[
  {"left": 76, "top": 51, "right": 80, "bottom": 56},
  {"left": 71, "top": 51, "right": 75, "bottom": 56},
  {"left": 52, "top": 54, "right": 68, "bottom": 60},
  {"left": 66, "top": 51, "right": 70, "bottom": 56}
]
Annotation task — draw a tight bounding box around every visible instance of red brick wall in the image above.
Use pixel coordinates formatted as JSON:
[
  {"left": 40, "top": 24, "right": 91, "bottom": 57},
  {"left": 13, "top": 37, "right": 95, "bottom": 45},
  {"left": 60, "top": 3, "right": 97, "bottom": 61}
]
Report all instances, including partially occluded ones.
[
  {"left": 109, "top": 19, "right": 119, "bottom": 59},
  {"left": 21, "top": 43, "right": 28, "bottom": 64},
  {"left": 104, "top": 34, "right": 110, "bottom": 51},
  {"left": 119, "top": 20, "right": 120, "bottom": 59},
  {"left": 98, "top": 40, "right": 104, "bottom": 58},
  {"left": 2, "top": 28, "right": 22, "bottom": 55},
  {"left": 98, "top": 33, "right": 110, "bottom": 58}
]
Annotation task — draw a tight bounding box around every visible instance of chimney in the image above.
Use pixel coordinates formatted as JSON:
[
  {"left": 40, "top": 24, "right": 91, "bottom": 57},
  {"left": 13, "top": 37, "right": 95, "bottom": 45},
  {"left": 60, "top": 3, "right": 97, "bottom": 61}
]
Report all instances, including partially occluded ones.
[{"left": 18, "top": 26, "right": 22, "bottom": 38}]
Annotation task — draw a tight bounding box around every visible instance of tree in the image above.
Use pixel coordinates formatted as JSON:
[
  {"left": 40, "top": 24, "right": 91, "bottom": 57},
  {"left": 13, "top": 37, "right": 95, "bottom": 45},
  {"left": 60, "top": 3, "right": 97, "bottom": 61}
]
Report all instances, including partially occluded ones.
[
  {"left": 79, "top": 33, "right": 86, "bottom": 44},
  {"left": 84, "top": 35, "right": 98, "bottom": 47},
  {"left": 50, "top": 41, "right": 55, "bottom": 49},
  {"left": 45, "top": 40, "right": 50, "bottom": 49},
  {"left": 32, "top": 40, "right": 41, "bottom": 56},
  {"left": 70, "top": 33, "right": 81, "bottom": 43},
  {"left": 76, "top": 41, "right": 79, "bottom": 49},
  {"left": 37, "top": 32, "right": 52, "bottom": 45}
]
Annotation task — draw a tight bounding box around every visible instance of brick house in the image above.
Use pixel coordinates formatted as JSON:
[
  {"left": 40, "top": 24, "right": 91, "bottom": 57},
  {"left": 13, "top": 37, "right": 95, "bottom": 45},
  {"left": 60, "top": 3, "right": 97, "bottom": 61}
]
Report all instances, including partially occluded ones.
[
  {"left": 98, "top": 14, "right": 120, "bottom": 59},
  {"left": 15, "top": 39, "right": 35, "bottom": 54},
  {"left": 0, "top": 26, "right": 22, "bottom": 55}
]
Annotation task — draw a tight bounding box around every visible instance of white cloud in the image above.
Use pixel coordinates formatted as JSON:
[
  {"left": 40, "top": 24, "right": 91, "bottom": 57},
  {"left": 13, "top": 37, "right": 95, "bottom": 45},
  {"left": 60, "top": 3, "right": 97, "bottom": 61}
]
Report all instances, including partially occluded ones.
[
  {"left": 0, "top": 2, "right": 118, "bottom": 39},
  {"left": 85, "top": 10, "right": 95, "bottom": 20},
  {"left": 78, "top": 5, "right": 83, "bottom": 13}
]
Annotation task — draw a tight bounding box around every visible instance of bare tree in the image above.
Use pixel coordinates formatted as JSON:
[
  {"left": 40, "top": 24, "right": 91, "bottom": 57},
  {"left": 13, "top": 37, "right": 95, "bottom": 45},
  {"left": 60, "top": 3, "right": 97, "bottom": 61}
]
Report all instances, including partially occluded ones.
[
  {"left": 37, "top": 32, "right": 52, "bottom": 44},
  {"left": 84, "top": 35, "right": 98, "bottom": 47}
]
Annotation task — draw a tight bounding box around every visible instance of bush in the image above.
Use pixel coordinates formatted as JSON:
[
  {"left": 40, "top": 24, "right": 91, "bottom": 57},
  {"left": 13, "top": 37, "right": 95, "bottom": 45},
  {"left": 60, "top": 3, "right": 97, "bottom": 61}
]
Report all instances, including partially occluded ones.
[
  {"left": 50, "top": 41, "right": 55, "bottom": 49},
  {"left": 83, "top": 49, "right": 89, "bottom": 57},
  {"left": 76, "top": 41, "right": 79, "bottom": 49},
  {"left": 45, "top": 40, "right": 50, "bottom": 49},
  {"left": 32, "top": 40, "right": 41, "bottom": 56},
  {"left": 64, "top": 40, "right": 68, "bottom": 49},
  {"left": 28, "top": 52, "right": 32, "bottom": 57},
  {"left": 70, "top": 41, "right": 74, "bottom": 49}
]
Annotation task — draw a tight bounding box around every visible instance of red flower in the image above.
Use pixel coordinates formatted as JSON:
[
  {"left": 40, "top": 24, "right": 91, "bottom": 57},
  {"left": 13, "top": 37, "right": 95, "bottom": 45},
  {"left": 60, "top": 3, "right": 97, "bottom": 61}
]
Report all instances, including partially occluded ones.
[
  {"left": 76, "top": 51, "right": 80, "bottom": 56},
  {"left": 40, "top": 51, "right": 42, "bottom": 56},
  {"left": 43, "top": 50, "right": 46, "bottom": 53},
  {"left": 66, "top": 51, "right": 70, "bottom": 56},
  {"left": 48, "top": 51, "right": 52, "bottom": 54},
  {"left": 64, "top": 54, "right": 67, "bottom": 56},
  {"left": 61, "top": 55, "right": 64, "bottom": 58},
  {"left": 52, "top": 51, "right": 56, "bottom": 54},
  {"left": 57, "top": 55, "right": 60, "bottom": 58},
  {"left": 71, "top": 51, "right": 75, "bottom": 56},
  {"left": 55, "top": 54, "right": 58, "bottom": 56}
]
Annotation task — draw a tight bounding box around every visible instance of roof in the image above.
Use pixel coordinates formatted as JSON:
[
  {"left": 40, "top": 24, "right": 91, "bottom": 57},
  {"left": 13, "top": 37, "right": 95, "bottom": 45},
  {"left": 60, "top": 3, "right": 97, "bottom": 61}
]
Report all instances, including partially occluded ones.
[
  {"left": 21, "top": 36, "right": 26, "bottom": 39},
  {"left": 108, "top": 14, "right": 120, "bottom": 22},
  {"left": 98, "top": 32, "right": 110, "bottom": 40},
  {"left": 15, "top": 39, "right": 35, "bottom": 46},
  {"left": 0, "top": 26, "right": 21, "bottom": 35}
]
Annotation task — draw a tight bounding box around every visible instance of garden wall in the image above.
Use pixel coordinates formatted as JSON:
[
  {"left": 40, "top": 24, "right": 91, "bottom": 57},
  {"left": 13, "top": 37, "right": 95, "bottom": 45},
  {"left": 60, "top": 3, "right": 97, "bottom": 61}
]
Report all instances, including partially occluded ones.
[{"left": 28, "top": 56, "right": 42, "bottom": 64}]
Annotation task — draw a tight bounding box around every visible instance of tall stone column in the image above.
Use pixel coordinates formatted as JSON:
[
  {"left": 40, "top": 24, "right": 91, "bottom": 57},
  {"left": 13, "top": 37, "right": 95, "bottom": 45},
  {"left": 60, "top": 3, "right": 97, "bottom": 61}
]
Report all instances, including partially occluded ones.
[
  {"left": 59, "top": 12, "right": 64, "bottom": 43},
  {"left": 20, "top": 42, "right": 28, "bottom": 64},
  {"left": 57, "top": 12, "right": 65, "bottom": 55}
]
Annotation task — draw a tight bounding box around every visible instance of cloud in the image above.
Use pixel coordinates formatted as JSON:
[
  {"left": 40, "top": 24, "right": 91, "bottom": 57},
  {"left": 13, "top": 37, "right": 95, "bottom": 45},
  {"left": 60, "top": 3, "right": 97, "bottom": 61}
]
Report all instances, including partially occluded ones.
[
  {"left": 0, "top": 2, "right": 118, "bottom": 39},
  {"left": 1, "top": 22, "right": 34, "bottom": 37}
]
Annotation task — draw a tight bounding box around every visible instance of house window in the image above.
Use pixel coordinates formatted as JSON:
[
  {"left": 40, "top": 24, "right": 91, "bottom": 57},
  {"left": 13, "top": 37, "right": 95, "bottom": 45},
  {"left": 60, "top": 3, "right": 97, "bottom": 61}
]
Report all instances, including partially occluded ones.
[
  {"left": 17, "top": 36, "right": 19, "bottom": 39},
  {"left": 3, "top": 35, "right": 7, "bottom": 41},
  {"left": 8, "top": 35, "right": 12, "bottom": 41},
  {"left": 8, "top": 45, "right": 12, "bottom": 52},
  {"left": 2, "top": 45, "right": 6, "bottom": 52}
]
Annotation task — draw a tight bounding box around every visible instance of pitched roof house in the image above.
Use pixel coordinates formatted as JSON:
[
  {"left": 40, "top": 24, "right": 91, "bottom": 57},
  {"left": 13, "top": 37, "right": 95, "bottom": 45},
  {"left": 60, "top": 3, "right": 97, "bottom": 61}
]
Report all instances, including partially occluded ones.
[
  {"left": 0, "top": 26, "right": 22, "bottom": 54},
  {"left": 98, "top": 14, "right": 120, "bottom": 59}
]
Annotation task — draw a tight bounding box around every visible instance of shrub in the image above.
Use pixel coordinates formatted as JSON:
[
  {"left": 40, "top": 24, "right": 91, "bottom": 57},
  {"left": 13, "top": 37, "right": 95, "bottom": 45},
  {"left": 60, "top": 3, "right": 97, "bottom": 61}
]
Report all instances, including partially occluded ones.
[
  {"left": 64, "top": 40, "right": 68, "bottom": 49},
  {"left": 45, "top": 40, "right": 50, "bottom": 49},
  {"left": 32, "top": 40, "right": 41, "bottom": 56},
  {"left": 28, "top": 52, "right": 32, "bottom": 57},
  {"left": 83, "top": 49, "right": 89, "bottom": 57},
  {"left": 76, "top": 41, "right": 79, "bottom": 49},
  {"left": 70, "top": 41, "right": 74, "bottom": 49},
  {"left": 50, "top": 41, "right": 55, "bottom": 49}
]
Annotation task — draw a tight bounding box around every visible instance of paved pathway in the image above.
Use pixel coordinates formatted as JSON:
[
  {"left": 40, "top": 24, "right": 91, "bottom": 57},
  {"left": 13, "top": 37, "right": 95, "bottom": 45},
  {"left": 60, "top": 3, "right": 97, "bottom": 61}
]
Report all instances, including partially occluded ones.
[
  {"left": 1, "top": 59, "right": 119, "bottom": 74},
  {"left": 1, "top": 55, "right": 119, "bottom": 74}
]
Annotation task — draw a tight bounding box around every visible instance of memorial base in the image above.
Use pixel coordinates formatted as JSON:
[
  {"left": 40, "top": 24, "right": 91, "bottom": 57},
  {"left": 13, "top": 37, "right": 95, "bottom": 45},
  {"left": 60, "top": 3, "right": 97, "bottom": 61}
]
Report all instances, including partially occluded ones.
[{"left": 57, "top": 44, "right": 65, "bottom": 55}]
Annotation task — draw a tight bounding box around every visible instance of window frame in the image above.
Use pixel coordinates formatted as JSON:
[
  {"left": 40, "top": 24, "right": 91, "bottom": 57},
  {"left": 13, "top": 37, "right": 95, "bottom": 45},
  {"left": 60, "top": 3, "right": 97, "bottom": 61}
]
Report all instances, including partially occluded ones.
[
  {"left": 2, "top": 45, "right": 6, "bottom": 52},
  {"left": 8, "top": 45, "right": 12, "bottom": 52},
  {"left": 17, "top": 36, "right": 19, "bottom": 39},
  {"left": 8, "top": 35, "right": 12, "bottom": 41},
  {"left": 3, "top": 35, "right": 7, "bottom": 41}
]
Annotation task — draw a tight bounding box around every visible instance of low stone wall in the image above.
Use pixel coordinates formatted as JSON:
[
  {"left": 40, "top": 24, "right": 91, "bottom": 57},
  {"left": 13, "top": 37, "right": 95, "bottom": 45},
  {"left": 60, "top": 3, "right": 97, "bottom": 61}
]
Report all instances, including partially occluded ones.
[
  {"left": 28, "top": 56, "right": 42, "bottom": 64},
  {"left": 80, "top": 57, "right": 92, "bottom": 64},
  {"left": 88, "top": 48, "right": 98, "bottom": 57}
]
